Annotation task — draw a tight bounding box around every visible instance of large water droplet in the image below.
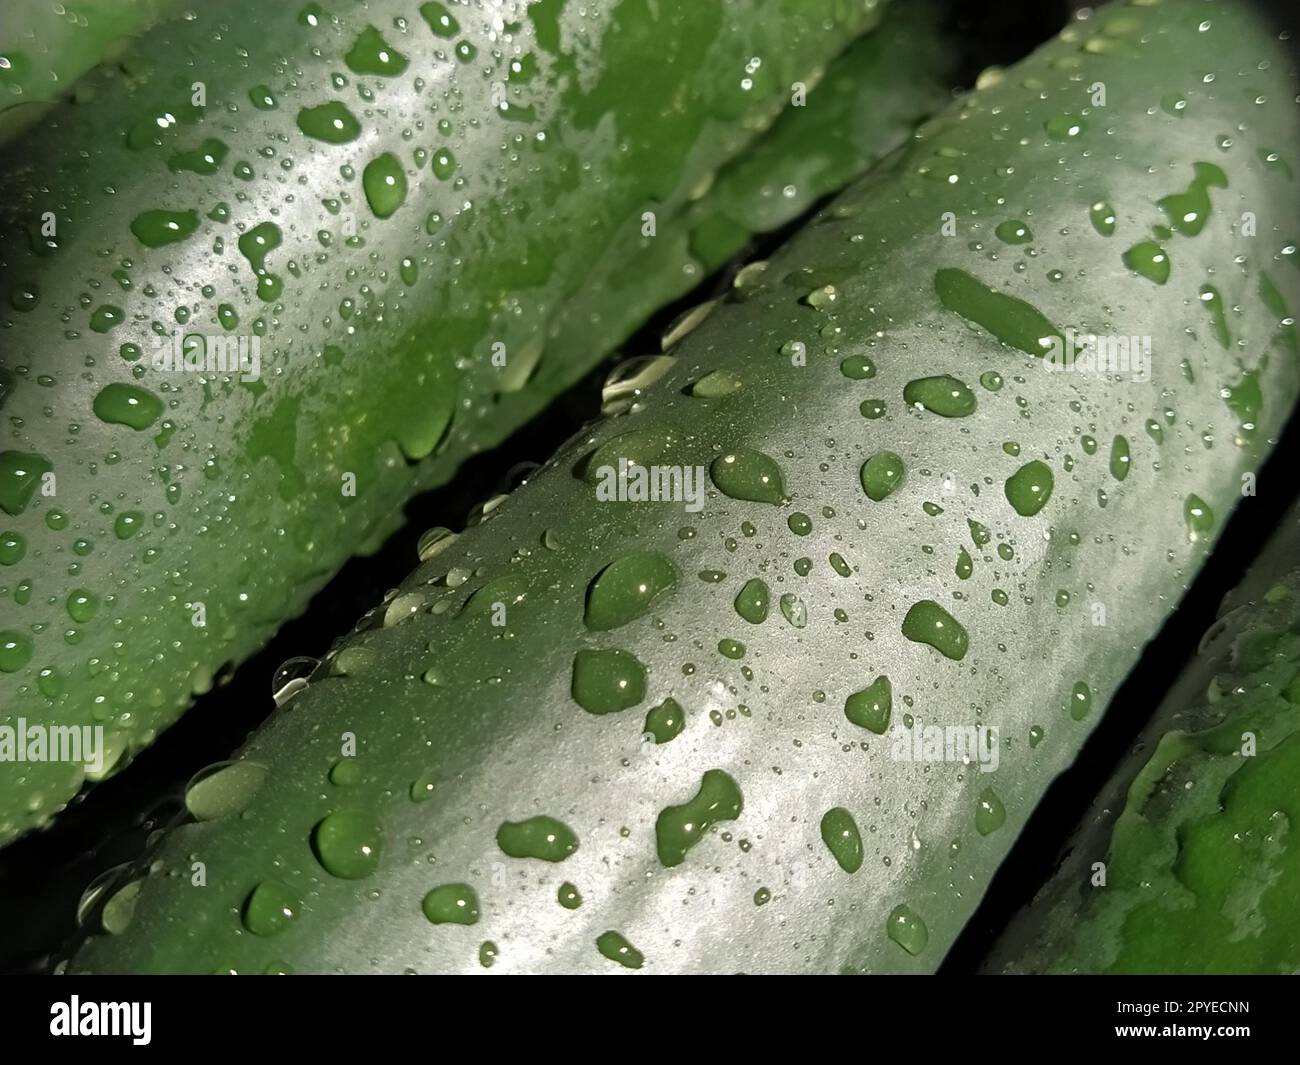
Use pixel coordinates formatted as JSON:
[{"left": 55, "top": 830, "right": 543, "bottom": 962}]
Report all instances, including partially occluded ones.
[
  {"left": 820, "top": 807, "right": 864, "bottom": 872},
  {"left": 571, "top": 649, "right": 647, "bottom": 714},
  {"left": 313, "top": 810, "right": 384, "bottom": 879},
  {"left": 901, "top": 600, "right": 969, "bottom": 661},
  {"left": 496, "top": 816, "right": 578, "bottom": 862},
  {"left": 584, "top": 552, "right": 677, "bottom": 631},
  {"left": 655, "top": 769, "right": 742, "bottom": 867}
]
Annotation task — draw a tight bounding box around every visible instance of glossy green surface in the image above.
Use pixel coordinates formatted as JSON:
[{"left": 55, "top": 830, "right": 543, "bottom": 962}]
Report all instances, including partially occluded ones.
[
  {"left": 73, "top": 0, "right": 1299, "bottom": 973},
  {"left": 988, "top": 509, "right": 1300, "bottom": 974},
  {"left": 0, "top": 0, "right": 909, "bottom": 843},
  {"left": 0, "top": 0, "right": 184, "bottom": 142}
]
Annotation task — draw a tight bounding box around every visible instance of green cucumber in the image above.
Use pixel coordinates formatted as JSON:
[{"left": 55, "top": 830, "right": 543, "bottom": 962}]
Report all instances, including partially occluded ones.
[
  {"left": 985, "top": 505, "right": 1300, "bottom": 974},
  {"left": 528, "top": 0, "right": 958, "bottom": 402},
  {"left": 0, "top": 0, "right": 185, "bottom": 143},
  {"left": 0, "top": 0, "right": 902, "bottom": 843},
  {"left": 73, "top": 0, "right": 1299, "bottom": 973}
]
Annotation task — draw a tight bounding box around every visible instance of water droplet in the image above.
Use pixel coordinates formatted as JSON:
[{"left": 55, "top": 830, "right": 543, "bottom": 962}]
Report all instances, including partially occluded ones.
[
  {"left": 130, "top": 209, "right": 199, "bottom": 249},
  {"left": 994, "top": 219, "right": 1033, "bottom": 245},
  {"left": 0, "top": 530, "right": 25, "bottom": 565},
  {"left": 297, "top": 101, "right": 362, "bottom": 143},
  {"left": 184, "top": 760, "right": 269, "bottom": 820},
  {"left": 1088, "top": 200, "right": 1116, "bottom": 236},
  {"left": 955, "top": 547, "right": 973, "bottom": 580},
  {"left": 860, "top": 451, "right": 906, "bottom": 501},
  {"left": 101, "top": 881, "right": 141, "bottom": 936},
  {"left": 690, "top": 370, "right": 743, "bottom": 398},
  {"left": 1184, "top": 493, "right": 1215, "bottom": 542},
  {"left": 901, "top": 600, "right": 969, "bottom": 661},
  {"left": 710, "top": 449, "right": 785, "bottom": 504},
  {"left": 644, "top": 698, "right": 685, "bottom": 744},
  {"left": 272, "top": 656, "right": 320, "bottom": 707},
  {"left": 0, "top": 630, "right": 34, "bottom": 672},
  {"left": 416, "top": 526, "right": 457, "bottom": 562},
  {"left": 935, "top": 268, "right": 1063, "bottom": 358},
  {"left": 975, "top": 788, "right": 1006, "bottom": 835},
  {"left": 92, "top": 383, "right": 163, "bottom": 430},
  {"left": 345, "top": 25, "right": 408, "bottom": 76},
  {"left": 1004, "top": 459, "right": 1054, "bottom": 517},
  {"left": 655, "top": 769, "right": 742, "bottom": 867},
  {"left": 422, "top": 883, "right": 479, "bottom": 925},
  {"left": 839, "top": 354, "right": 877, "bottom": 380},
  {"left": 1044, "top": 114, "right": 1086, "bottom": 140},
  {"left": 1122, "top": 240, "right": 1170, "bottom": 284},
  {"left": 1109, "top": 435, "right": 1131, "bottom": 481},
  {"left": 1199, "top": 284, "right": 1230, "bottom": 348},
  {"left": 168, "top": 137, "right": 228, "bottom": 175},
  {"left": 580, "top": 427, "right": 679, "bottom": 484},
  {"left": 718, "top": 638, "right": 746, "bottom": 659},
  {"left": 242, "top": 881, "right": 299, "bottom": 936},
  {"left": 571, "top": 649, "right": 647, "bottom": 714},
  {"left": 420, "top": 2, "right": 460, "bottom": 38},
  {"left": 66, "top": 589, "right": 99, "bottom": 623},
  {"left": 1069, "top": 680, "right": 1093, "bottom": 721},
  {"left": 820, "top": 807, "right": 864, "bottom": 873},
  {"left": 661, "top": 300, "right": 717, "bottom": 350},
  {"left": 903, "top": 375, "right": 976, "bottom": 417},
  {"left": 601, "top": 355, "right": 674, "bottom": 415},
  {"left": 886, "top": 904, "right": 929, "bottom": 955},
  {"left": 778, "top": 593, "right": 807, "bottom": 628},
  {"left": 313, "top": 810, "right": 383, "bottom": 879},
  {"left": 1157, "top": 162, "right": 1227, "bottom": 237},
  {"left": 363, "top": 152, "right": 408, "bottom": 218},
  {"left": 596, "top": 930, "right": 644, "bottom": 969},
  {"left": 733, "top": 578, "right": 769, "bottom": 624},
  {"left": 496, "top": 816, "right": 578, "bottom": 862},
  {"left": 89, "top": 305, "right": 124, "bottom": 333},
  {"left": 584, "top": 552, "right": 677, "bottom": 631},
  {"left": 844, "top": 675, "right": 891, "bottom": 734}
]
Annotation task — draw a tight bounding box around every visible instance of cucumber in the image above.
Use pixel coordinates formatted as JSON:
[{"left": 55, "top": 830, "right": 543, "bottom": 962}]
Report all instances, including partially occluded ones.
[
  {"left": 984, "top": 504, "right": 1300, "bottom": 974},
  {"left": 0, "top": 0, "right": 899, "bottom": 843},
  {"left": 511, "top": 0, "right": 957, "bottom": 437},
  {"left": 0, "top": 0, "right": 185, "bottom": 143},
  {"left": 72, "top": 0, "right": 1299, "bottom": 974}
]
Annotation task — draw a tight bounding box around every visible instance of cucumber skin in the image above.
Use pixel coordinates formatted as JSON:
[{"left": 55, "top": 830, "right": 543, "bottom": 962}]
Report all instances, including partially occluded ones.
[
  {"left": 0, "top": 0, "right": 186, "bottom": 143},
  {"left": 76, "top": 0, "right": 1299, "bottom": 974},
  {"left": 986, "top": 508, "right": 1300, "bottom": 975},
  {"left": 516, "top": 0, "right": 957, "bottom": 440},
  {"left": 0, "top": 0, "right": 890, "bottom": 843}
]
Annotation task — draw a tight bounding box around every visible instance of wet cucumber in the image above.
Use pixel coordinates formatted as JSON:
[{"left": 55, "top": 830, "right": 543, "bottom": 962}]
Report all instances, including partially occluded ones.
[
  {"left": 0, "top": 0, "right": 185, "bottom": 142},
  {"left": 516, "top": 0, "right": 957, "bottom": 433},
  {"left": 0, "top": 0, "right": 897, "bottom": 843},
  {"left": 73, "top": 0, "right": 1299, "bottom": 973},
  {"left": 985, "top": 505, "right": 1300, "bottom": 975}
]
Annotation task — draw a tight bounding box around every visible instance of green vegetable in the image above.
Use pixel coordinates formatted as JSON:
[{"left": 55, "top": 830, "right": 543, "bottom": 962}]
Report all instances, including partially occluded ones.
[
  {"left": 986, "top": 506, "right": 1300, "bottom": 974},
  {"left": 0, "top": 0, "right": 185, "bottom": 142},
  {"left": 71, "top": 0, "right": 1300, "bottom": 973},
  {"left": 0, "top": 0, "right": 910, "bottom": 843}
]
